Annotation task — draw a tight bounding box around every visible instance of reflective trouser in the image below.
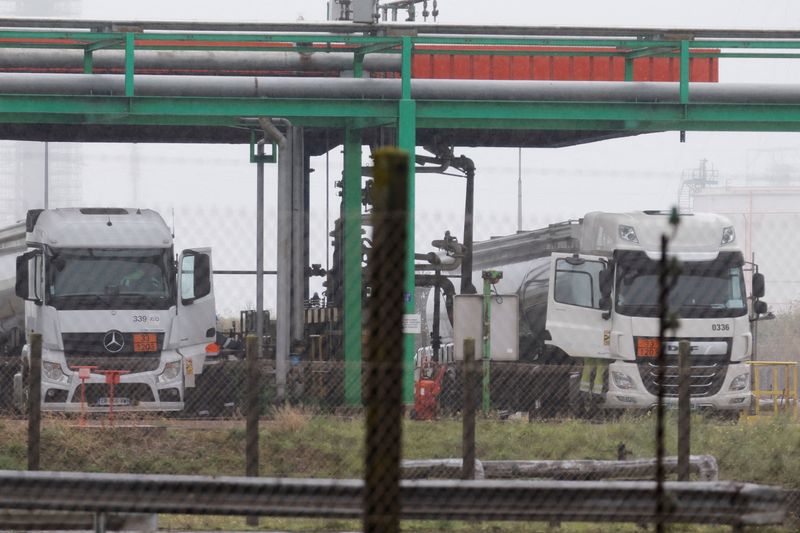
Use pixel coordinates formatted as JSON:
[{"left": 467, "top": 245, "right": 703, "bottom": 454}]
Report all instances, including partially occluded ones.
[{"left": 580, "top": 358, "right": 610, "bottom": 395}]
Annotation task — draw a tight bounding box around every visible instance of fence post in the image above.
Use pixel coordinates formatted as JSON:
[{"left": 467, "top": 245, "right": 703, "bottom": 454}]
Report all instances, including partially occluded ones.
[
  {"left": 245, "top": 334, "right": 260, "bottom": 527},
  {"left": 27, "top": 332, "right": 42, "bottom": 471},
  {"left": 677, "top": 340, "right": 691, "bottom": 481},
  {"left": 462, "top": 338, "right": 476, "bottom": 480},
  {"left": 363, "top": 147, "right": 408, "bottom": 533}
]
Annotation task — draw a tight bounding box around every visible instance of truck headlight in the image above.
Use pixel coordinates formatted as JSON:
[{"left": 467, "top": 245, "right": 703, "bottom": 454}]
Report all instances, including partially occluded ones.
[
  {"left": 612, "top": 371, "right": 636, "bottom": 390},
  {"left": 157, "top": 361, "right": 181, "bottom": 384},
  {"left": 42, "top": 361, "right": 69, "bottom": 384},
  {"left": 729, "top": 372, "right": 749, "bottom": 391}
]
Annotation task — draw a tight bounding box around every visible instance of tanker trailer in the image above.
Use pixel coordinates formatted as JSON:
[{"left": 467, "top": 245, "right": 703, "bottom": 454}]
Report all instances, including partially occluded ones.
[{"left": 0, "top": 221, "right": 25, "bottom": 409}]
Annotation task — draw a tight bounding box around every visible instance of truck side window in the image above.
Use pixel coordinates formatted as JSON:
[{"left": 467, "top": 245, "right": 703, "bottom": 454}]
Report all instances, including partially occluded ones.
[
  {"left": 554, "top": 258, "right": 604, "bottom": 309},
  {"left": 181, "top": 255, "right": 196, "bottom": 301}
]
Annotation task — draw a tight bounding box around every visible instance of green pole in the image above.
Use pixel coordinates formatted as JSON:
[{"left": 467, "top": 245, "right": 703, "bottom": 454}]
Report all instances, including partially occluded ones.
[
  {"left": 482, "top": 276, "right": 491, "bottom": 415},
  {"left": 343, "top": 123, "right": 363, "bottom": 406},
  {"left": 399, "top": 36, "right": 417, "bottom": 405},
  {"left": 679, "top": 40, "right": 690, "bottom": 104},
  {"left": 624, "top": 57, "right": 634, "bottom": 82},
  {"left": 124, "top": 32, "right": 135, "bottom": 97}
]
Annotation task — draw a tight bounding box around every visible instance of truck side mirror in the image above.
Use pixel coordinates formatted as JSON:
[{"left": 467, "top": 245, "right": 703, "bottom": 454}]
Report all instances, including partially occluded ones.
[
  {"left": 599, "top": 267, "right": 614, "bottom": 298},
  {"left": 752, "top": 273, "right": 765, "bottom": 299},
  {"left": 15, "top": 250, "right": 41, "bottom": 303},
  {"left": 15, "top": 254, "right": 29, "bottom": 299},
  {"left": 753, "top": 300, "right": 768, "bottom": 315}
]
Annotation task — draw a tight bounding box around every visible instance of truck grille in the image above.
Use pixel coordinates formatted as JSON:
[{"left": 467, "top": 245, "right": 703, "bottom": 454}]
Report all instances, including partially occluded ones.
[
  {"left": 62, "top": 332, "right": 164, "bottom": 372},
  {"left": 638, "top": 354, "right": 729, "bottom": 397}
]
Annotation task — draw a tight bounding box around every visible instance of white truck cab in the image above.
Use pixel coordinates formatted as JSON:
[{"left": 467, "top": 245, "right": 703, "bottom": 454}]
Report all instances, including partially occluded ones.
[
  {"left": 545, "top": 211, "right": 762, "bottom": 414},
  {"left": 12, "top": 207, "right": 216, "bottom": 412}
]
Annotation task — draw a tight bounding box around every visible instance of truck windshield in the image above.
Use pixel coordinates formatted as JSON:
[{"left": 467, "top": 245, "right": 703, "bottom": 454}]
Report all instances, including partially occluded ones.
[
  {"left": 46, "top": 247, "right": 174, "bottom": 310},
  {"left": 615, "top": 251, "right": 747, "bottom": 318}
]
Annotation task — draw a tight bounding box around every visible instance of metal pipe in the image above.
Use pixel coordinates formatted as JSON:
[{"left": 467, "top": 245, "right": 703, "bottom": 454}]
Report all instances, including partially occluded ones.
[
  {"left": 260, "top": 117, "right": 289, "bottom": 403},
  {"left": 0, "top": 49, "right": 400, "bottom": 74},
  {"left": 1, "top": 17, "right": 800, "bottom": 39},
  {"left": 460, "top": 163, "right": 476, "bottom": 295},
  {"left": 291, "top": 128, "right": 306, "bottom": 355},
  {"left": 255, "top": 138, "right": 265, "bottom": 367},
  {"left": 3, "top": 73, "right": 800, "bottom": 104}
]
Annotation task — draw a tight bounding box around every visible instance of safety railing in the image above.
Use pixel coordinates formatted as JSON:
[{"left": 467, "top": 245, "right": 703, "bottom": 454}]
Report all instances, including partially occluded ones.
[
  {"left": 748, "top": 361, "right": 799, "bottom": 418},
  {"left": 0, "top": 470, "right": 788, "bottom": 531}
]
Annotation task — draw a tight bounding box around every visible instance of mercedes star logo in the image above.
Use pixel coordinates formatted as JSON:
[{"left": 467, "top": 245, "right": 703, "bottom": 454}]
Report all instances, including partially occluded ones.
[{"left": 103, "top": 330, "right": 125, "bottom": 353}]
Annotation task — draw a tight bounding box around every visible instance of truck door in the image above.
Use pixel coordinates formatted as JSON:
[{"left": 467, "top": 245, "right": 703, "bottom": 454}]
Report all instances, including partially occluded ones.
[
  {"left": 545, "top": 253, "right": 611, "bottom": 359},
  {"left": 177, "top": 248, "right": 216, "bottom": 353}
]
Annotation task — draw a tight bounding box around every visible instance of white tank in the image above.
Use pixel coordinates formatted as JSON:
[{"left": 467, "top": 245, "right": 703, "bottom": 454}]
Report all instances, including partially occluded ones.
[{"left": 0, "top": 221, "right": 26, "bottom": 351}]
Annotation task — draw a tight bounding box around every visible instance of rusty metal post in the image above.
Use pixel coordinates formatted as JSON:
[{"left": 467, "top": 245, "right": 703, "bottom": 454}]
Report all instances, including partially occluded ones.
[
  {"left": 363, "top": 148, "right": 408, "bottom": 533},
  {"left": 27, "top": 333, "right": 42, "bottom": 471},
  {"left": 677, "top": 340, "right": 691, "bottom": 481},
  {"left": 462, "top": 338, "right": 476, "bottom": 480},
  {"left": 245, "top": 334, "right": 260, "bottom": 527}
]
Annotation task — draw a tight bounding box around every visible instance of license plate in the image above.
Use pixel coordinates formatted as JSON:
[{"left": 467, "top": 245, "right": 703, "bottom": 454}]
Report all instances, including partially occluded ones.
[{"left": 96, "top": 397, "right": 131, "bottom": 407}]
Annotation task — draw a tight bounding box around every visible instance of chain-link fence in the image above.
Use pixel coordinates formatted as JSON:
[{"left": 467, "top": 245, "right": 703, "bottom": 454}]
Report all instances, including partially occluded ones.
[
  {"left": 0, "top": 132, "right": 800, "bottom": 532},
  {"left": 2, "top": 148, "right": 800, "bottom": 532}
]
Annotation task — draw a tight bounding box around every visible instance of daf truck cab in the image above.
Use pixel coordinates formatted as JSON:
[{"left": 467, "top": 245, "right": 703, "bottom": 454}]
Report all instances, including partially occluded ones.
[{"left": 547, "top": 211, "right": 763, "bottom": 414}]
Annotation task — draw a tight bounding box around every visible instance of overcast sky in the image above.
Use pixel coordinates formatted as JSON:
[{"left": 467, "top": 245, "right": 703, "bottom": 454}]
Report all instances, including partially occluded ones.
[{"left": 2, "top": 0, "right": 800, "bottom": 314}]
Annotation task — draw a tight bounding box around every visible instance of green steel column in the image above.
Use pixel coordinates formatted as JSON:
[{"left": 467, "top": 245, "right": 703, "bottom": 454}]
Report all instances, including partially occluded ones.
[
  {"left": 399, "top": 36, "right": 417, "bottom": 405},
  {"left": 353, "top": 52, "right": 365, "bottom": 79},
  {"left": 679, "top": 40, "right": 690, "bottom": 104},
  {"left": 624, "top": 57, "right": 634, "bottom": 82},
  {"left": 124, "top": 32, "right": 135, "bottom": 97},
  {"left": 83, "top": 50, "right": 93, "bottom": 74},
  {"left": 343, "top": 123, "right": 363, "bottom": 406},
  {"left": 482, "top": 275, "right": 492, "bottom": 415}
]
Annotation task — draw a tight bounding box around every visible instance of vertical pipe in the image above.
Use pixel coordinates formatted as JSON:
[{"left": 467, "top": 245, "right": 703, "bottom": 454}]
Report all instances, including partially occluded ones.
[
  {"left": 256, "top": 141, "right": 265, "bottom": 363},
  {"left": 363, "top": 148, "right": 408, "bottom": 533},
  {"left": 517, "top": 147, "right": 522, "bottom": 232},
  {"left": 27, "top": 333, "right": 42, "bottom": 471},
  {"left": 432, "top": 275, "right": 441, "bottom": 361},
  {"left": 677, "top": 340, "right": 691, "bottom": 481},
  {"left": 462, "top": 338, "right": 476, "bottom": 480},
  {"left": 461, "top": 167, "right": 476, "bottom": 294},
  {"left": 343, "top": 124, "right": 363, "bottom": 406},
  {"left": 276, "top": 127, "right": 292, "bottom": 403},
  {"left": 251, "top": 139, "right": 265, "bottom": 524},
  {"left": 245, "top": 334, "right": 260, "bottom": 527},
  {"left": 291, "top": 128, "right": 306, "bottom": 350},
  {"left": 399, "top": 35, "right": 417, "bottom": 405}
]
